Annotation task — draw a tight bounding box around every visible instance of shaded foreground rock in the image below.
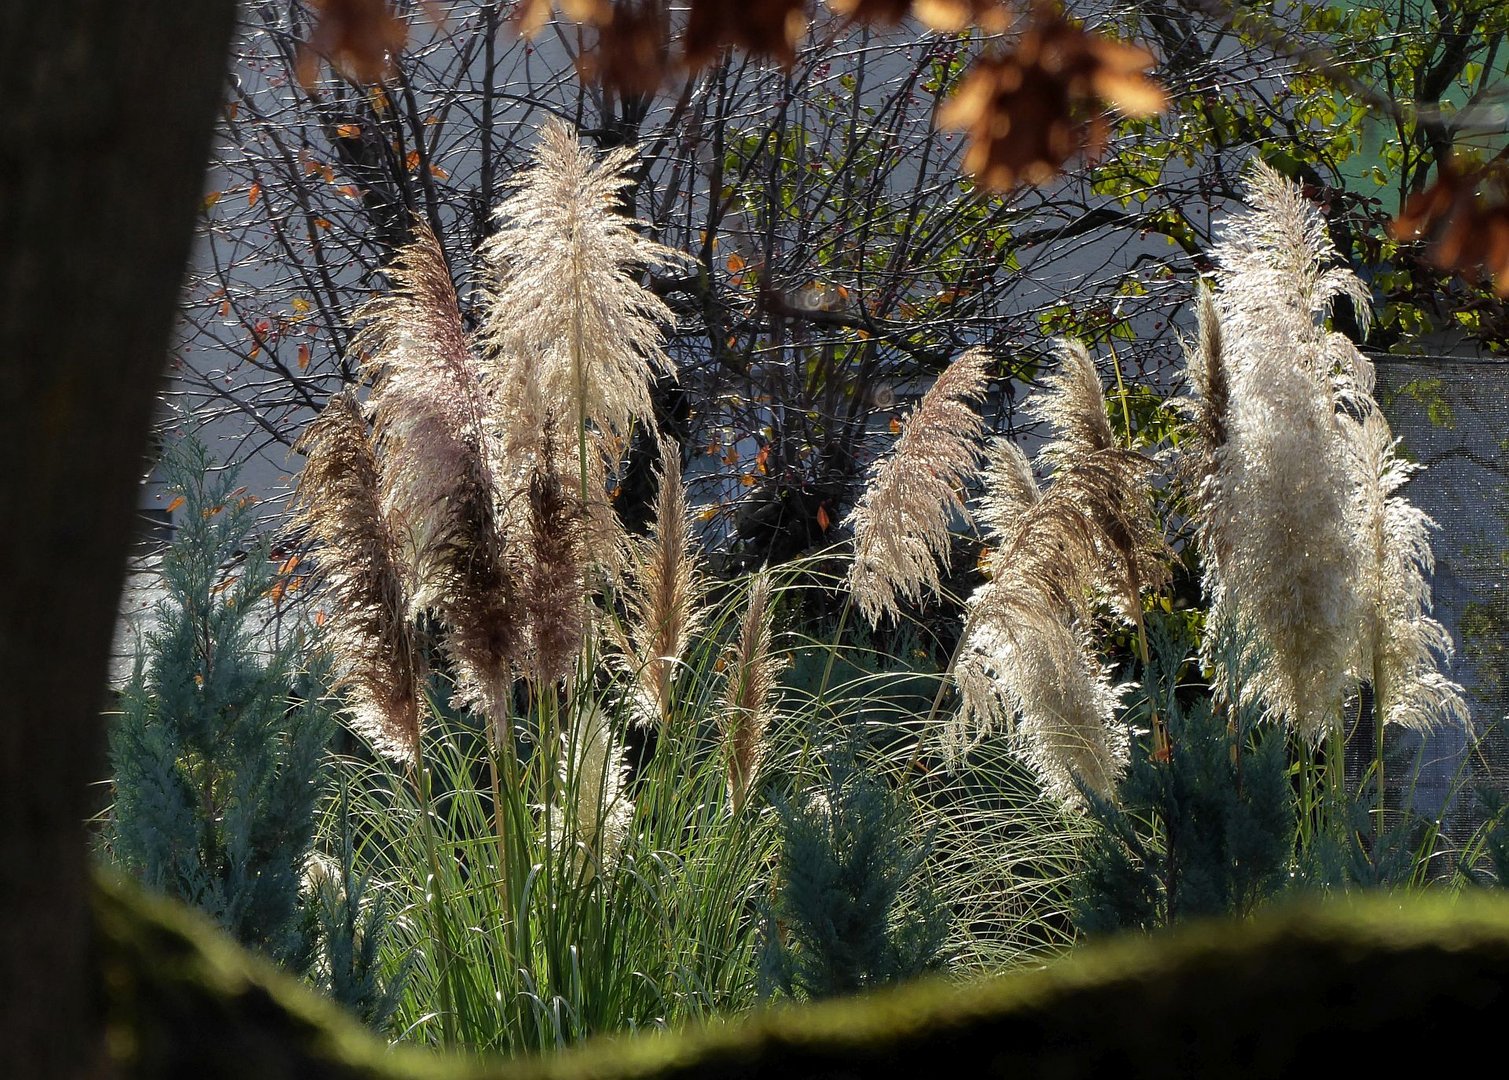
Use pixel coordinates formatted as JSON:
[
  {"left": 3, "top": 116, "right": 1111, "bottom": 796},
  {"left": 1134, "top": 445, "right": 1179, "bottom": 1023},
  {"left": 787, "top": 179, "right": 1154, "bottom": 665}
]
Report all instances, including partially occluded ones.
[{"left": 97, "top": 871, "right": 1509, "bottom": 1079}]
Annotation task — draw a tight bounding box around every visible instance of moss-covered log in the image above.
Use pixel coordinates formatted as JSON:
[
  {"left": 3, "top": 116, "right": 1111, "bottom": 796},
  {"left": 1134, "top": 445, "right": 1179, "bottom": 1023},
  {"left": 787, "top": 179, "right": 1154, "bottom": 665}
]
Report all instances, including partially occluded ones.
[{"left": 98, "top": 871, "right": 1509, "bottom": 1079}]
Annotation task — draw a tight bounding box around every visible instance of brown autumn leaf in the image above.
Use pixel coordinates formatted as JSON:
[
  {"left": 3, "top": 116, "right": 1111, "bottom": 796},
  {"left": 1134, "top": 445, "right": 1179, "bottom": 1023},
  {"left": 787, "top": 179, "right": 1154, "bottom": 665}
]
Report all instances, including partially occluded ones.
[
  {"left": 825, "top": 0, "right": 1010, "bottom": 31},
  {"left": 937, "top": 4, "right": 1167, "bottom": 191},
  {"left": 913, "top": 0, "right": 1011, "bottom": 33},
  {"left": 683, "top": 0, "right": 811, "bottom": 70},
  {"left": 577, "top": 0, "right": 672, "bottom": 95},
  {"left": 1390, "top": 157, "right": 1509, "bottom": 297},
  {"left": 297, "top": 0, "right": 409, "bottom": 87},
  {"left": 514, "top": 0, "right": 614, "bottom": 38}
]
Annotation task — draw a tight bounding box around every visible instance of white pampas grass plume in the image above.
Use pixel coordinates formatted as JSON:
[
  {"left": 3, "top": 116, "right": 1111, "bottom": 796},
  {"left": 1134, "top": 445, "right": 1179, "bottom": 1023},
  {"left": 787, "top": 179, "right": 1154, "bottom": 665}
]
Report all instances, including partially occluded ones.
[
  {"left": 847, "top": 349, "right": 991, "bottom": 624},
  {"left": 294, "top": 393, "right": 423, "bottom": 763},
  {"left": 720, "top": 571, "right": 783, "bottom": 812},
  {"left": 1347, "top": 409, "right": 1468, "bottom": 732},
  {"left": 617, "top": 441, "right": 707, "bottom": 726},
  {"left": 1187, "top": 161, "right": 1372, "bottom": 738},
  {"left": 480, "top": 119, "right": 684, "bottom": 449},
  {"left": 552, "top": 701, "right": 634, "bottom": 883},
  {"left": 354, "top": 223, "right": 519, "bottom": 723},
  {"left": 953, "top": 612, "right": 1129, "bottom": 804},
  {"left": 951, "top": 344, "right": 1163, "bottom": 803}
]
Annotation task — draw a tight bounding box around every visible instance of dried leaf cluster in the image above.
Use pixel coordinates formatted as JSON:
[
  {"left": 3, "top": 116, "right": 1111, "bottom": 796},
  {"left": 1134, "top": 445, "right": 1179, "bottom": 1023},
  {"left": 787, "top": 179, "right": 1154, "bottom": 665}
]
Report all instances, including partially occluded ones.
[
  {"left": 301, "top": 2, "right": 1164, "bottom": 192},
  {"left": 936, "top": 6, "right": 1167, "bottom": 190},
  {"left": 1389, "top": 157, "right": 1509, "bottom": 297}
]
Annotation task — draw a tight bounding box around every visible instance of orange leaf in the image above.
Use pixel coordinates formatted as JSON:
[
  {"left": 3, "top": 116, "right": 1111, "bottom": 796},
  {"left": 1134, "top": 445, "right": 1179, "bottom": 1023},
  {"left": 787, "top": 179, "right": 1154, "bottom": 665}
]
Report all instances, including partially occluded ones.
[
  {"left": 336, "top": 122, "right": 362, "bottom": 138},
  {"left": 247, "top": 182, "right": 262, "bottom": 208},
  {"left": 201, "top": 191, "right": 222, "bottom": 211},
  {"left": 314, "top": 610, "right": 328, "bottom": 627},
  {"left": 165, "top": 495, "right": 186, "bottom": 514},
  {"left": 298, "top": 343, "right": 311, "bottom": 370},
  {"left": 320, "top": 162, "right": 336, "bottom": 183},
  {"left": 405, "top": 150, "right": 421, "bottom": 172},
  {"left": 726, "top": 253, "right": 746, "bottom": 273},
  {"left": 429, "top": 163, "right": 449, "bottom": 179},
  {"left": 889, "top": 417, "right": 902, "bottom": 434},
  {"left": 739, "top": 473, "right": 756, "bottom": 487},
  {"left": 816, "top": 504, "right": 831, "bottom": 531},
  {"left": 312, "top": 217, "right": 333, "bottom": 231},
  {"left": 278, "top": 554, "right": 302, "bottom": 576}
]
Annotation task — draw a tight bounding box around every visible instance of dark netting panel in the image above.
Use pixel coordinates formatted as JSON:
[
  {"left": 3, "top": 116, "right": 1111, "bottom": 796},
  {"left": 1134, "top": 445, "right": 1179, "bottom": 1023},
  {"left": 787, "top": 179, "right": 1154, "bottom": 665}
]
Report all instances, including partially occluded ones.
[{"left": 1376, "top": 358, "right": 1509, "bottom": 827}]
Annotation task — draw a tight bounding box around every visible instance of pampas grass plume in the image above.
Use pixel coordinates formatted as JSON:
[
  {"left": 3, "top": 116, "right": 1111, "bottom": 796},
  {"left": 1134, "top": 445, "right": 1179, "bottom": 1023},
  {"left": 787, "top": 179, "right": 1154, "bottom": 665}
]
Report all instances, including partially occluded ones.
[
  {"left": 720, "top": 571, "right": 782, "bottom": 812},
  {"left": 847, "top": 348, "right": 991, "bottom": 625},
  {"left": 294, "top": 392, "right": 423, "bottom": 763}
]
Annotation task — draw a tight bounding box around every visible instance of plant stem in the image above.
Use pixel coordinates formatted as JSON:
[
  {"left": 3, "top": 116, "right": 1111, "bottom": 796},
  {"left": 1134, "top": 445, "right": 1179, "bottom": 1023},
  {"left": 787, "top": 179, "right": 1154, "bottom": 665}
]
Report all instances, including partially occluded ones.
[{"left": 413, "top": 740, "right": 458, "bottom": 1048}]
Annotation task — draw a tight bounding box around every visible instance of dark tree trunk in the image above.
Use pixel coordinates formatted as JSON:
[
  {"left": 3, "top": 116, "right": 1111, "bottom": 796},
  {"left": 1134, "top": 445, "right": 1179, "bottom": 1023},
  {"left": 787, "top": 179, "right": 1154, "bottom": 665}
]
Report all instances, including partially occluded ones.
[{"left": 0, "top": 5, "right": 235, "bottom": 1075}]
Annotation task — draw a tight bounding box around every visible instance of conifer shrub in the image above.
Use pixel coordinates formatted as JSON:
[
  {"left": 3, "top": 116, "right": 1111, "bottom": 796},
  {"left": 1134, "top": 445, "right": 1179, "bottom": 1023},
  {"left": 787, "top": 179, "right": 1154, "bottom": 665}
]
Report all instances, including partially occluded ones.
[{"left": 107, "top": 438, "right": 331, "bottom": 968}]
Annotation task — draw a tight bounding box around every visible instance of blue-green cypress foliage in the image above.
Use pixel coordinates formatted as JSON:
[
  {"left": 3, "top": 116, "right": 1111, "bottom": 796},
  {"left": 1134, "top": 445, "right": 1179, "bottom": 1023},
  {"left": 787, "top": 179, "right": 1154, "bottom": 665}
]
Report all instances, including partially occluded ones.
[
  {"left": 761, "top": 742, "right": 949, "bottom": 999},
  {"left": 108, "top": 438, "right": 332, "bottom": 971},
  {"left": 1073, "top": 617, "right": 1294, "bottom": 932}
]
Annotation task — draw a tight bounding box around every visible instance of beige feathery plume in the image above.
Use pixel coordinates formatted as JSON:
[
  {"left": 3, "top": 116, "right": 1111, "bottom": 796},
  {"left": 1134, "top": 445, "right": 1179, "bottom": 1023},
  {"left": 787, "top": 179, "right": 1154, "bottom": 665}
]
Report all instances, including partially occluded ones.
[
  {"left": 551, "top": 700, "right": 635, "bottom": 883},
  {"left": 720, "top": 571, "right": 783, "bottom": 812},
  {"left": 479, "top": 118, "right": 684, "bottom": 452},
  {"left": 1347, "top": 409, "right": 1468, "bottom": 732},
  {"left": 618, "top": 441, "right": 707, "bottom": 726},
  {"left": 1176, "top": 284, "right": 1231, "bottom": 575},
  {"left": 978, "top": 438, "right": 1041, "bottom": 530},
  {"left": 847, "top": 348, "right": 992, "bottom": 625},
  {"left": 294, "top": 393, "right": 423, "bottom": 763},
  {"left": 1034, "top": 340, "right": 1170, "bottom": 621},
  {"left": 353, "top": 223, "right": 519, "bottom": 723},
  {"left": 1188, "top": 161, "right": 1373, "bottom": 738},
  {"left": 951, "top": 343, "right": 1165, "bottom": 803},
  {"left": 954, "top": 612, "right": 1128, "bottom": 804}
]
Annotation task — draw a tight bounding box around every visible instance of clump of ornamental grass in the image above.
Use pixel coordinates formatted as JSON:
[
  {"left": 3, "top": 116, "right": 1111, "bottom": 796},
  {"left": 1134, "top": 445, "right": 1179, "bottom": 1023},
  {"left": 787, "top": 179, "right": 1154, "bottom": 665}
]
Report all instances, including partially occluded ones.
[
  {"left": 950, "top": 341, "right": 1168, "bottom": 804},
  {"left": 847, "top": 349, "right": 992, "bottom": 625},
  {"left": 294, "top": 392, "right": 422, "bottom": 764},
  {"left": 353, "top": 222, "right": 519, "bottom": 726},
  {"left": 1181, "top": 160, "right": 1464, "bottom": 739}
]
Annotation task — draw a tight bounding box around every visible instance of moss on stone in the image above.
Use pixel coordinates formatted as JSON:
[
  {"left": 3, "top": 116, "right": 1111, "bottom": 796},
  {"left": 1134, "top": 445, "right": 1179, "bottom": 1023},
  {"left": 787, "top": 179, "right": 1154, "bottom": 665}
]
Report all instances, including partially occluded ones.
[{"left": 97, "top": 871, "right": 1509, "bottom": 1079}]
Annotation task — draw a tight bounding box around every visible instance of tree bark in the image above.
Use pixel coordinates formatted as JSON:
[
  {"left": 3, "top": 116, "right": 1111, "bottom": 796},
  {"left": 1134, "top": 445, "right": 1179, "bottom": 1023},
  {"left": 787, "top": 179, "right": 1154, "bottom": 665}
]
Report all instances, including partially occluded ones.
[{"left": 0, "top": 5, "right": 236, "bottom": 1075}]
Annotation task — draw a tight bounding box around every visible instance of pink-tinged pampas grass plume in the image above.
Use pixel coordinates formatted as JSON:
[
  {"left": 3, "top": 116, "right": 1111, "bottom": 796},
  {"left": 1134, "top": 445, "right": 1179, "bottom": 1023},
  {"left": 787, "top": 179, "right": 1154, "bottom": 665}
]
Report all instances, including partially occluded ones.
[
  {"left": 847, "top": 349, "right": 991, "bottom": 625},
  {"left": 354, "top": 222, "right": 519, "bottom": 727},
  {"left": 294, "top": 392, "right": 423, "bottom": 763}
]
